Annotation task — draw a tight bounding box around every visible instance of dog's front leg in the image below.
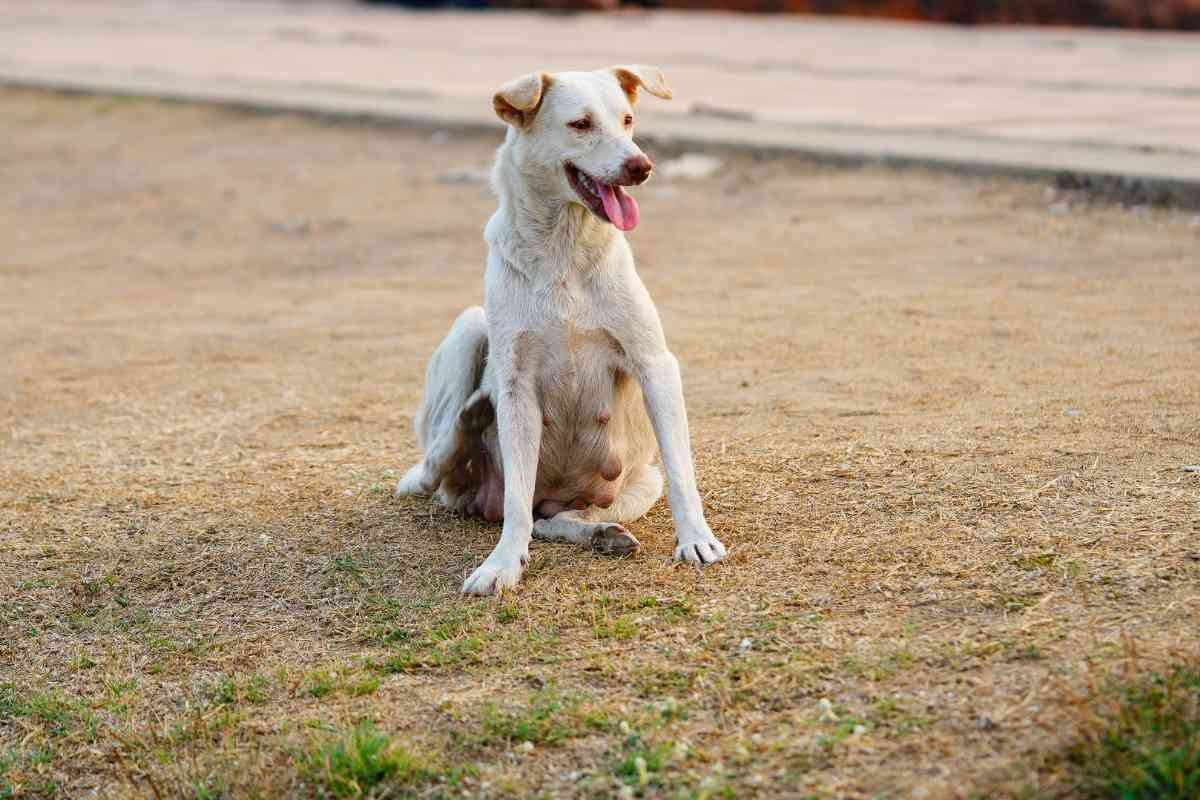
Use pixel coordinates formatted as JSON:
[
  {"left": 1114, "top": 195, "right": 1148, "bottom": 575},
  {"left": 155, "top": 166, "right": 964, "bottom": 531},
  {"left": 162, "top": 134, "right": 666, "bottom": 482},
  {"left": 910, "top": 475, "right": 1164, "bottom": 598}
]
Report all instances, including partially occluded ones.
[
  {"left": 461, "top": 335, "right": 542, "bottom": 596},
  {"left": 637, "top": 352, "right": 727, "bottom": 564}
]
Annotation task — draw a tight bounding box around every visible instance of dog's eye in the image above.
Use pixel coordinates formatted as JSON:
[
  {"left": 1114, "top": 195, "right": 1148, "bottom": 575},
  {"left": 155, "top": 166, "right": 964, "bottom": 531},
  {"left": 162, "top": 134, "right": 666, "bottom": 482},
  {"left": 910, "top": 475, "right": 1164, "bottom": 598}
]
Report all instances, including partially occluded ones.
[
  {"left": 624, "top": 115, "right": 634, "bottom": 127},
  {"left": 568, "top": 118, "right": 592, "bottom": 131}
]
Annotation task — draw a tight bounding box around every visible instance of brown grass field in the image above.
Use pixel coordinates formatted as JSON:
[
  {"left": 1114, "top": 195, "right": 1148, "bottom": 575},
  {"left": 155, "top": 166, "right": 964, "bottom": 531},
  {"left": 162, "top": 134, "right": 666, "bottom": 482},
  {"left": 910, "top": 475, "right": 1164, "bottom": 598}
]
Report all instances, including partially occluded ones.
[{"left": 1, "top": 87, "right": 1198, "bottom": 799}]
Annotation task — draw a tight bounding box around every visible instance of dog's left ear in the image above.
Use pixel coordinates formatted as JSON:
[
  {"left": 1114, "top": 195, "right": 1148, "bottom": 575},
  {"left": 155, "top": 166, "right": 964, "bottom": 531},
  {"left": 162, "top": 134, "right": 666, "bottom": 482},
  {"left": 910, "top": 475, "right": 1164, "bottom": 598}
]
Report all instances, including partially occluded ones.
[
  {"left": 493, "top": 72, "right": 551, "bottom": 128},
  {"left": 610, "top": 65, "right": 673, "bottom": 103}
]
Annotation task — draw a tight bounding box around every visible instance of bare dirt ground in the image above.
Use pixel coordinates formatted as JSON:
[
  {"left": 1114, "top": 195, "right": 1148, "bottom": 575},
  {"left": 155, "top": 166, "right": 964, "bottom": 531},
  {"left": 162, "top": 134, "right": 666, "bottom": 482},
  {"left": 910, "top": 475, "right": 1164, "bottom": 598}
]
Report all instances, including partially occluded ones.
[{"left": 1, "top": 87, "right": 1197, "bottom": 799}]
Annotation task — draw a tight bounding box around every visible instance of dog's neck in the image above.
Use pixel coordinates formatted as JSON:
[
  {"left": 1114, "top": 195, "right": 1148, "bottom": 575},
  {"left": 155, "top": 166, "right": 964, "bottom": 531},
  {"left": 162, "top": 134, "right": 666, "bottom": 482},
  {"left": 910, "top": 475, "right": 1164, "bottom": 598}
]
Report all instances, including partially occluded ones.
[{"left": 486, "top": 140, "right": 620, "bottom": 279}]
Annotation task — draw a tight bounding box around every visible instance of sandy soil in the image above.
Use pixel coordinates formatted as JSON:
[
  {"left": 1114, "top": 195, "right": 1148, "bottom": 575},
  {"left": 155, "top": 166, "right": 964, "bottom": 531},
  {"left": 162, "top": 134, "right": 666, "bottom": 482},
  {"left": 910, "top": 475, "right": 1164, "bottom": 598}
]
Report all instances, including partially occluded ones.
[{"left": 1, "top": 88, "right": 1197, "bottom": 798}]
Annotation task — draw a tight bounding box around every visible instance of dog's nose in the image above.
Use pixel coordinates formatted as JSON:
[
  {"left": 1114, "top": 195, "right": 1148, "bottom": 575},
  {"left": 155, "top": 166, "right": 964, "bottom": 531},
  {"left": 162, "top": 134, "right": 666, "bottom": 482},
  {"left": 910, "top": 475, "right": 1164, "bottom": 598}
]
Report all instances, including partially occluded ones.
[{"left": 621, "top": 155, "right": 653, "bottom": 185}]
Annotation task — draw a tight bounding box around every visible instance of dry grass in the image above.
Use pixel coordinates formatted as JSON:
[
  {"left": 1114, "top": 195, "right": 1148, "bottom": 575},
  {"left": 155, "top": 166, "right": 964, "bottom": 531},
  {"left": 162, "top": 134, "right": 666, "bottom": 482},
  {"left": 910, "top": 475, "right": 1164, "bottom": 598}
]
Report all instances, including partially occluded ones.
[{"left": 1, "top": 87, "right": 1198, "bottom": 799}]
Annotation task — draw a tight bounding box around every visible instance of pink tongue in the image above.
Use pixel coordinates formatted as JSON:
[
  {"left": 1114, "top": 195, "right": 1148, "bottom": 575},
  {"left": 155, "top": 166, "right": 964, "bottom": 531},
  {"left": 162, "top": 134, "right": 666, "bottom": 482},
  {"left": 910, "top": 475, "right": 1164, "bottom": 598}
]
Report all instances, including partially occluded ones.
[{"left": 596, "top": 182, "right": 640, "bottom": 232}]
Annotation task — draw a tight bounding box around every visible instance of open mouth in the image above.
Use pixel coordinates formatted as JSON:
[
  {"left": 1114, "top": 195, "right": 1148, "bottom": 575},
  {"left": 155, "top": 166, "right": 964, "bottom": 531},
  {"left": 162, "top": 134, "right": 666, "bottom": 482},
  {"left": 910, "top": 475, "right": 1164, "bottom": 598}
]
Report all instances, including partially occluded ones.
[{"left": 565, "top": 162, "right": 640, "bottom": 232}]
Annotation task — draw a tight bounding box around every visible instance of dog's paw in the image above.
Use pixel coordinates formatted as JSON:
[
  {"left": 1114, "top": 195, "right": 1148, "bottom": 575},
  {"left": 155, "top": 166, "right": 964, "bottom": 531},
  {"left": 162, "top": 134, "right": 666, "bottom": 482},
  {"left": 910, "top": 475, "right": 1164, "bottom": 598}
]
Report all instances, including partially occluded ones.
[
  {"left": 394, "top": 464, "right": 430, "bottom": 497},
  {"left": 461, "top": 550, "right": 528, "bottom": 596},
  {"left": 674, "top": 528, "right": 727, "bottom": 565},
  {"left": 590, "top": 524, "right": 641, "bottom": 557}
]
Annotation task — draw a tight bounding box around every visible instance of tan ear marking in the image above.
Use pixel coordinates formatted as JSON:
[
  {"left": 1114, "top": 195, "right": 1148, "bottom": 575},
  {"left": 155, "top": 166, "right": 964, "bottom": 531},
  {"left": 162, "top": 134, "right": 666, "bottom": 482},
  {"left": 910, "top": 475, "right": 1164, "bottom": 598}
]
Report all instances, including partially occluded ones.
[
  {"left": 493, "top": 72, "right": 552, "bottom": 128},
  {"left": 610, "top": 65, "right": 673, "bottom": 104}
]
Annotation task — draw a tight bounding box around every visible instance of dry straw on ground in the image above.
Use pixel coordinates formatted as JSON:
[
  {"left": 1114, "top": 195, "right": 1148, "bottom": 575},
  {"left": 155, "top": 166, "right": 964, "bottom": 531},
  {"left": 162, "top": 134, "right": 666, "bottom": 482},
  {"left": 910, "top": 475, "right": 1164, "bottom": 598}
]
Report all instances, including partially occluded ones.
[{"left": 1, "top": 88, "right": 1197, "bottom": 798}]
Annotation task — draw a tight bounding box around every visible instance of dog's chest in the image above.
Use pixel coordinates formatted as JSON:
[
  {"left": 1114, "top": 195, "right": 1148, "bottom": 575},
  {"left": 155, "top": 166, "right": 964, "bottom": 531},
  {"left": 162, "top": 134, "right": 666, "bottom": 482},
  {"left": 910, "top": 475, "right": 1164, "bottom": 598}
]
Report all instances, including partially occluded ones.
[{"left": 535, "top": 323, "right": 625, "bottom": 408}]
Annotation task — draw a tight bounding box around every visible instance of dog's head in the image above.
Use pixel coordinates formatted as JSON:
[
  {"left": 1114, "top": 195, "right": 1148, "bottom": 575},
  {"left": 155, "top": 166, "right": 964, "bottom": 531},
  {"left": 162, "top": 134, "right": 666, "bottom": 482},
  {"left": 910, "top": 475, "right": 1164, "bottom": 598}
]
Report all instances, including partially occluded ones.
[{"left": 493, "top": 65, "right": 672, "bottom": 233}]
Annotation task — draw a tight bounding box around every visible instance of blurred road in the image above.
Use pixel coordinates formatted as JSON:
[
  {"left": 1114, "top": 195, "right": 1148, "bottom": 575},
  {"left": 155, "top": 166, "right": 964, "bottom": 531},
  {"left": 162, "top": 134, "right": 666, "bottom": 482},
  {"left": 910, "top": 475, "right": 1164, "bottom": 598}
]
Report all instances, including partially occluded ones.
[{"left": 2, "top": 0, "right": 1198, "bottom": 186}]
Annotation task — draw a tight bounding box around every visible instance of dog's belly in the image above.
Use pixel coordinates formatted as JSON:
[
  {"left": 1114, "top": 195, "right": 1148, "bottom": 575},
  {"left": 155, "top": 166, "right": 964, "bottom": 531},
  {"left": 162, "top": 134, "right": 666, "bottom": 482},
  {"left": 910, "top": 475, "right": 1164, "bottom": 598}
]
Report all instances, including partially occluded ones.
[
  {"left": 534, "top": 330, "right": 654, "bottom": 511},
  {"left": 471, "top": 328, "right": 656, "bottom": 520},
  {"left": 536, "top": 365, "right": 653, "bottom": 512}
]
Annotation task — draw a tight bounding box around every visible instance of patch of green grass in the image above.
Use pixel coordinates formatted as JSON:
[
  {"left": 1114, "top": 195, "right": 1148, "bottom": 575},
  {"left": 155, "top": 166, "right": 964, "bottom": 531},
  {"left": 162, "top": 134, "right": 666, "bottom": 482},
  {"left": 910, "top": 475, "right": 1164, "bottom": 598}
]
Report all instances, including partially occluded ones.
[
  {"left": 189, "top": 776, "right": 227, "bottom": 800},
  {"left": 616, "top": 744, "right": 670, "bottom": 785},
  {"left": 840, "top": 650, "right": 917, "bottom": 682},
  {"left": 0, "top": 684, "right": 19, "bottom": 719},
  {"left": 1062, "top": 663, "right": 1200, "bottom": 799},
  {"left": 654, "top": 697, "right": 688, "bottom": 722},
  {"left": 878, "top": 649, "right": 915, "bottom": 675},
  {"left": 104, "top": 675, "right": 139, "bottom": 698},
  {"left": 613, "top": 727, "right": 683, "bottom": 795},
  {"left": 371, "top": 634, "right": 487, "bottom": 675},
  {"left": 116, "top": 607, "right": 152, "bottom": 630},
  {"left": 69, "top": 652, "right": 98, "bottom": 671},
  {"left": 245, "top": 674, "right": 271, "bottom": 704},
  {"left": 481, "top": 688, "right": 589, "bottom": 747},
  {"left": 23, "top": 691, "right": 73, "bottom": 736},
  {"left": 212, "top": 676, "right": 240, "bottom": 705},
  {"left": 522, "top": 623, "right": 563, "bottom": 656},
  {"left": 870, "top": 697, "right": 932, "bottom": 736},
  {"left": 297, "top": 721, "right": 436, "bottom": 799},
  {"left": 426, "top": 608, "right": 478, "bottom": 642},
  {"left": 330, "top": 555, "right": 369, "bottom": 587},
  {"left": 594, "top": 616, "right": 638, "bottom": 641},
  {"left": 368, "top": 605, "right": 493, "bottom": 674},
  {"left": 815, "top": 716, "right": 874, "bottom": 749},
  {"left": 16, "top": 579, "right": 52, "bottom": 591},
  {"left": 632, "top": 668, "right": 694, "bottom": 700},
  {"left": 377, "top": 627, "right": 410, "bottom": 645},
  {"left": 374, "top": 653, "right": 418, "bottom": 675},
  {"left": 994, "top": 591, "right": 1043, "bottom": 613},
  {"left": 1, "top": 746, "right": 58, "bottom": 798},
  {"left": 1008, "top": 642, "right": 1044, "bottom": 662},
  {"left": 304, "top": 672, "right": 338, "bottom": 699},
  {"left": 209, "top": 674, "right": 271, "bottom": 706},
  {"left": 360, "top": 596, "right": 409, "bottom": 644},
  {"left": 79, "top": 574, "right": 115, "bottom": 597},
  {"left": 660, "top": 599, "right": 695, "bottom": 623},
  {"left": 444, "top": 636, "right": 484, "bottom": 662},
  {"left": 839, "top": 655, "right": 864, "bottom": 677},
  {"left": 1016, "top": 552, "right": 1057, "bottom": 570}
]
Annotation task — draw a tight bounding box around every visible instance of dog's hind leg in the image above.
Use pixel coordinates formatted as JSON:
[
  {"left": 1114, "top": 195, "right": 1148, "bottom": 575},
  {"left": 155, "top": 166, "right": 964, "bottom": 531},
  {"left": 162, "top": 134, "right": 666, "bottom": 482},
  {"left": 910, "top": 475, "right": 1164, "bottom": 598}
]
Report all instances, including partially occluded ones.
[
  {"left": 532, "top": 464, "right": 663, "bottom": 556},
  {"left": 396, "top": 307, "right": 490, "bottom": 500}
]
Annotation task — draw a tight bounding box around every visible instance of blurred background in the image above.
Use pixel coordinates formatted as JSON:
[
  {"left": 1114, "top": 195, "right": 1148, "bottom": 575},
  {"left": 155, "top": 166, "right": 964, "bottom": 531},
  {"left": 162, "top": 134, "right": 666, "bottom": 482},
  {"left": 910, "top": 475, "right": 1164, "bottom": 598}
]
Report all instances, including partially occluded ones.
[
  {"left": 5, "top": 0, "right": 1196, "bottom": 204},
  {"left": 362, "top": 0, "right": 1200, "bottom": 28}
]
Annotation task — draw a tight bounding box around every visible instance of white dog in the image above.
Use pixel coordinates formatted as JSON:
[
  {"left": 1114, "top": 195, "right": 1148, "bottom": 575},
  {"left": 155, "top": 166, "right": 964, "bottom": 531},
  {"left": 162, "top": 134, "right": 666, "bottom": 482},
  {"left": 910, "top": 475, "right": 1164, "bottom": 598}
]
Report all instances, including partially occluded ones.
[{"left": 396, "top": 65, "right": 726, "bottom": 596}]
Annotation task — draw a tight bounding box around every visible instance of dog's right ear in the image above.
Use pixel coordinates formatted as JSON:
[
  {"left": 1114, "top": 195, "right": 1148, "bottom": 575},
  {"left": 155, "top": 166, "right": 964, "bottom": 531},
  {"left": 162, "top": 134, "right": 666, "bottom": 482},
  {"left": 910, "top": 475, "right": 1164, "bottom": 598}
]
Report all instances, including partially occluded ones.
[{"left": 493, "top": 72, "right": 551, "bottom": 128}]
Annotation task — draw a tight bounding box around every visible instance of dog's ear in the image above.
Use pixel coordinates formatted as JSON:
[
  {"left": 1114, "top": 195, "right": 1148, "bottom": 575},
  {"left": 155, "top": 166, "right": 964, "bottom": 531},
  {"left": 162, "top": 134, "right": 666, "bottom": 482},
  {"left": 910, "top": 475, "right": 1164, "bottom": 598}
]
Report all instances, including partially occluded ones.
[
  {"left": 493, "top": 72, "right": 551, "bottom": 128},
  {"left": 610, "top": 65, "right": 673, "bottom": 104}
]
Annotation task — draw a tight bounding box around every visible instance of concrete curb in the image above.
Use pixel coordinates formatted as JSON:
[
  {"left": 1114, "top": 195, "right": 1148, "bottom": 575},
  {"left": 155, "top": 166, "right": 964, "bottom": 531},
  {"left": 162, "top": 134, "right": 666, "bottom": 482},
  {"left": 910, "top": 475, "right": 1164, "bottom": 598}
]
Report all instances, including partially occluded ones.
[{"left": 5, "top": 68, "right": 1199, "bottom": 209}]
